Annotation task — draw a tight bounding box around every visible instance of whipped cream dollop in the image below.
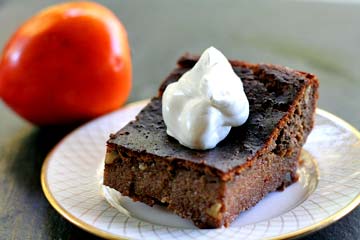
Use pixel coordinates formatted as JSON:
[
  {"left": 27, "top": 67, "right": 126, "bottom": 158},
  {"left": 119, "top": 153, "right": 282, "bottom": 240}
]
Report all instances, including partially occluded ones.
[{"left": 162, "top": 47, "right": 249, "bottom": 150}]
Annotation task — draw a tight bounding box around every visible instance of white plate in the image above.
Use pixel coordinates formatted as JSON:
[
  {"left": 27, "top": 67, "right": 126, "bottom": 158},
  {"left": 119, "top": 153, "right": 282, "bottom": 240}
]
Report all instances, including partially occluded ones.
[{"left": 41, "top": 100, "right": 360, "bottom": 240}]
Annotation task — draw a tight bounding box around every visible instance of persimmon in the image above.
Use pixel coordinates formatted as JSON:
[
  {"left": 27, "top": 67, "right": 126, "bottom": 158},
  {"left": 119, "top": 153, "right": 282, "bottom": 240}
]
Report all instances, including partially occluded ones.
[{"left": 0, "top": 2, "right": 132, "bottom": 125}]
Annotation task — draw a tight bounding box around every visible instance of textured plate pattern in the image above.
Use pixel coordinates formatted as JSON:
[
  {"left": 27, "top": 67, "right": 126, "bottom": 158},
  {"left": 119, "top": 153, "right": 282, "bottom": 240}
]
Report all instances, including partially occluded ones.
[{"left": 41, "top": 101, "right": 360, "bottom": 240}]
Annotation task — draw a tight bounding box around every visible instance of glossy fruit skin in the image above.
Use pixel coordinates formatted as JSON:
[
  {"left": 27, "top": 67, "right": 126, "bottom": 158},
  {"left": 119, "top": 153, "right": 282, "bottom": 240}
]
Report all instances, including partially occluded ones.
[{"left": 0, "top": 2, "right": 132, "bottom": 125}]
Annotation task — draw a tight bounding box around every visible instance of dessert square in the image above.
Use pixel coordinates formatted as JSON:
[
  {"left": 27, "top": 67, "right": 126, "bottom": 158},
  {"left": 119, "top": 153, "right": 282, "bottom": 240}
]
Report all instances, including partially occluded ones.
[{"left": 104, "top": 54, "right": 319, "bottom": 228}]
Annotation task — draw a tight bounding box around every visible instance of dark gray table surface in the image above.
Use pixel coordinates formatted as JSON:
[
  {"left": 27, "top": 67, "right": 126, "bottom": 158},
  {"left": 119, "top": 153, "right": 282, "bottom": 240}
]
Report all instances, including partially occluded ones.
[{"left": 0, "top": 0, "right": 359, "bottom": 239}]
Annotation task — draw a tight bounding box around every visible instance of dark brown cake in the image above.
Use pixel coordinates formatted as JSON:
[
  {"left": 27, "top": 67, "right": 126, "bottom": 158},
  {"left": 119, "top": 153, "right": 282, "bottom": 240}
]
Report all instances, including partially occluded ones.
[{"left": 103, "top": 54, "right": 319, "bottom": 228}]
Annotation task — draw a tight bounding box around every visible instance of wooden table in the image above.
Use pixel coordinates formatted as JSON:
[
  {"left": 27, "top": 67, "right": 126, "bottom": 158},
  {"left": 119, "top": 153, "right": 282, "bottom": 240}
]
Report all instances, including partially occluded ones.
[{"left": 0, "top": 0, "right": 359, "bottom": 239}]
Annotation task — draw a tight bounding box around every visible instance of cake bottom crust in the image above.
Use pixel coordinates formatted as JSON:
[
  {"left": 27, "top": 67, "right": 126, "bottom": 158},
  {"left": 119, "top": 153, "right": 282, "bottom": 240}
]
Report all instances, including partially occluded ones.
[{"left": 104, "top": 151, "right": 299, "bottom": 228}]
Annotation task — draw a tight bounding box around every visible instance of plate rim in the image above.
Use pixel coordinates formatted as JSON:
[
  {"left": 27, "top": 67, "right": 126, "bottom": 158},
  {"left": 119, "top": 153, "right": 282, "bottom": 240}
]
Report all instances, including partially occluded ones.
[{"left": 40, "top": 100, "right": 360, "bottom": 240}]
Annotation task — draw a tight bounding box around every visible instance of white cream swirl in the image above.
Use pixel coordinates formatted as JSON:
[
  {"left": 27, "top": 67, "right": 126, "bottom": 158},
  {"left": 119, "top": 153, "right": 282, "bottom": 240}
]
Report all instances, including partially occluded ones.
[{"left": 162, "top": 47, "right": 249, "bottom": 150}]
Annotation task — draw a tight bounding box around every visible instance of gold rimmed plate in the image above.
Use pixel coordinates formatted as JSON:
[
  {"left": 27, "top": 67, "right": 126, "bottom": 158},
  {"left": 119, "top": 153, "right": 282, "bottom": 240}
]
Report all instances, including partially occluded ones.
[{"left": 41, "top": 100, "right": 360, "bottom": 240}]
